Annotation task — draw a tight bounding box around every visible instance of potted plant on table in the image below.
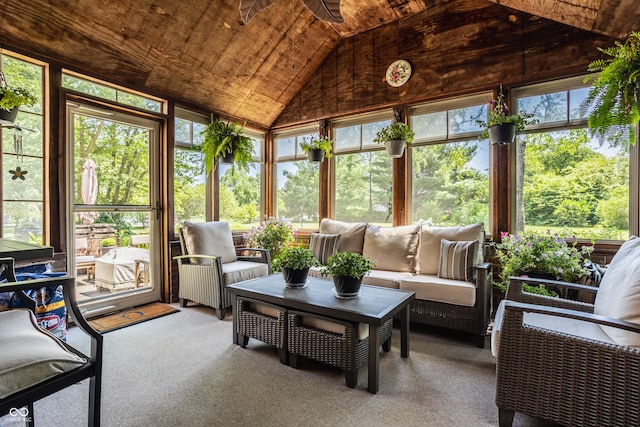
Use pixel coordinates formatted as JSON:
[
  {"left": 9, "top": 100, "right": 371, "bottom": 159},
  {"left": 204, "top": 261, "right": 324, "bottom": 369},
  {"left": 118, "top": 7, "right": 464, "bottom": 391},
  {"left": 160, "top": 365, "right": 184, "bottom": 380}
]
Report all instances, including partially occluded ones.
[
  {"left": 475, "top": 92, "right": 537, "bottom": 145},
  {"left": 272, "top": 247, "right": 320, "bottom": 288},
  {"left": 0, "top": 73, "right": 37, "bottom": 123},
  {"left": 581, "top": 31, "right": 640, "bottom": 146},
  {"left": 373, "top": 122, "right": 415, "bottom": 158},
  {"left": 320, "top": 251, "right": 375, "bottom": 298},
  {"left": 300, "top": 135, "right": 333, "bottom": 163},
  {"left": 199, "top": 116, "right": 253, "bottom": 175},
  {"left": 494, "top": 231, "right": 594, "bottom": 297}
]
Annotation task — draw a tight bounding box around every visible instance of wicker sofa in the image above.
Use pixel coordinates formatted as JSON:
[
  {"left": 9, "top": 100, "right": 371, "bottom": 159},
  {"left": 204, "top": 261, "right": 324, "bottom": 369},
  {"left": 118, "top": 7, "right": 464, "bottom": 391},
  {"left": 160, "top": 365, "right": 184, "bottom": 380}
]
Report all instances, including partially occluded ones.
[{"left": 308, "top": 219, "right": 491, "bottom": 347}]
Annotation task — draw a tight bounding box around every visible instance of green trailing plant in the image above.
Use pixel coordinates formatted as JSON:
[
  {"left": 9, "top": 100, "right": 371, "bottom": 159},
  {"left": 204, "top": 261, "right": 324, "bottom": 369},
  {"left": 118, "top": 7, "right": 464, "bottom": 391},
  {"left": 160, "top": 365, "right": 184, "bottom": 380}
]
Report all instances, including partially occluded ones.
[
  {"left": 271, "top": 247, "right": 319, "bottom": 272},
  {"left": 200, "top": 117, "right": 253, "bottom": 175},
  {"left": 373, "top": 122, "right": 415, "bottom": 144},
  {"left": 300, "top": 135, "right": 333, "bottom": 158},
  {"left": 320, "top": 251, "right": 375, "bottom": 279},
  {"left": 474, "top": 92, "right": 537, "bottom": 140},
  {"left": 0, "top": 85, "right": 37, "bottom": 111},
  {"left": 581, "top": 31, "right": 640, "bottom": 146},
  {"left": 494, "top": 231, "right": 594, "bottom": 296}
]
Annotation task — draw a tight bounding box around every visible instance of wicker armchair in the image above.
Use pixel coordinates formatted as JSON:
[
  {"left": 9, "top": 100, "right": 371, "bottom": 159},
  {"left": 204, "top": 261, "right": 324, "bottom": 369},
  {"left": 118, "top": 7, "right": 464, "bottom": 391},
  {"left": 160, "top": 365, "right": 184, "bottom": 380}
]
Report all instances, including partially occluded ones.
[
  {"left": 495, "top": 251, "right": 640, "bottom": 427},
  {"left": 174, "top": 221, "right": 270, "bottom": 319},
  {"left": 288, "top": 311, "right": 393, "bottom": 388}
]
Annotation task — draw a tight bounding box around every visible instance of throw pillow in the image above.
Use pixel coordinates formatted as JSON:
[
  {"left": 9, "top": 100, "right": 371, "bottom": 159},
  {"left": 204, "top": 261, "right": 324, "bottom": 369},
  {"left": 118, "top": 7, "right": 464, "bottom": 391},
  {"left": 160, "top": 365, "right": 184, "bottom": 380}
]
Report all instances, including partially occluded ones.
[
  {"left": 437, "top": 239, "right": 479, "bottom": 282},
  {"left": 362, "top": 224, "right": 421, "bottom": 272},
  {"left": 309, "top": 233, "right": 341, "bottom": 265},
  {"left": 319, "top": 218, "right": 367, "bottom": 254},
  {"left": 418, "top": 222, "right": 484, "bottom": 275}
]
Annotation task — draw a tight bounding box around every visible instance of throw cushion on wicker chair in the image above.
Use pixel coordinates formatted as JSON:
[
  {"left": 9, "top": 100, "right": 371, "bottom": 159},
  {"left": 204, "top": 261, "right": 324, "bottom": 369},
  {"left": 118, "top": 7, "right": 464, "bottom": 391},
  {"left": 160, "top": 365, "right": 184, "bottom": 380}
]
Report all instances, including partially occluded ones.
[
  {"left": 0, "top": 309, "right": 86, "bottom": 399},
  {"left": 181, "top": 221, "right": 238, "bottom": 264},
  {"left": 593, "top": 236, "right": 640, "bottom": 346},
  {"left": 437, "top": 239, "right": 479, "bottom": 282}
]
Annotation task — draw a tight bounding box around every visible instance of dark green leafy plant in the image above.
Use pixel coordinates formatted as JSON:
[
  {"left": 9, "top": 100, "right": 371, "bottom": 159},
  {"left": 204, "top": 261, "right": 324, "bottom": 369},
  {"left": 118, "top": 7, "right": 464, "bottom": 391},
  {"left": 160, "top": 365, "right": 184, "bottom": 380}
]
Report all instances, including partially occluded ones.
[
  {"left": 300, "top": 135, "right": 333, "bottom": 158},
  {"left": 474, "top": 92, "right": 537, "bottom": 140},
  {"left": 320, "top": 251, "right": 375, "bottom": 279},
  {"left": 581, "top": 31, "right": 640, "bottom": 146},
  {"left": 272, "top": 247, "right": 319, "bottom": 272},
  {"left": 200, "top": 117, "right": 253, "bottom": 175},
  {"left": 494, "top": 231, "right": 594, "bottom": 296},
  {"left": 0, "top": 85, "right": 37, "bottom": 111},
  {"left": 373, "top": 122, "right": 415, "bottom": 144}
]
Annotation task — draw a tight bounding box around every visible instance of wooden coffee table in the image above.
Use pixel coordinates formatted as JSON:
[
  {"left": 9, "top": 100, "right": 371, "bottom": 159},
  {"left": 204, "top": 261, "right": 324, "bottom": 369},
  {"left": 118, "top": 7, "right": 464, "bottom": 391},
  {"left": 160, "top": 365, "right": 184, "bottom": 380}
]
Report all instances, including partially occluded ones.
[{"left": 227, "top": 274, "right": 415, "bottom": 393}]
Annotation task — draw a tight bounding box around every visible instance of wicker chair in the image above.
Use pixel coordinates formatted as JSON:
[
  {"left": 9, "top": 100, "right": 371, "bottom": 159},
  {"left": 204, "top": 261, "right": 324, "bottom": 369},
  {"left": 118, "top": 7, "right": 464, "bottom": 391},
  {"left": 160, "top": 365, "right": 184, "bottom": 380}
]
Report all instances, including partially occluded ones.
[
  {"left": 0, "top": 258, "right": 103, "bottom": 427},
  {"left": 494, "top": 237, "right": 640, "bottom": 427},
  {"left": 235, "top": 296, "right": 288, "bottom": 364},
  {"left": 287, "top": 311, "right": 393, "bottom": 388},
  {"left": 174, "top": 221, "right": 270, "bottom": 319}
]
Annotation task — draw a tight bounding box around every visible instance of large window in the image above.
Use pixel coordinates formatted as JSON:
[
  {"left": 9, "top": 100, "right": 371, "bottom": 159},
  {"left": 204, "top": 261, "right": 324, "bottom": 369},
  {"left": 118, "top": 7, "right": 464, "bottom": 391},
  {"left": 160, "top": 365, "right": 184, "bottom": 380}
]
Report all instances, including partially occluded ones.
[
  {"left": 408, "top": 95, "right": 491, "bottom": 229},
  {"left": 333, "top": 114, "right": 393, "bottom": 225},
  {"left": 219, "top": 130, "right": 263, "bottom": 230},
  {"left": 174, "top": 109, "right": 207, "bottom": 231},
  {"left": 1, "top": 53, "right": 45, "bottom": 243},
  {"left": 274, "top": 129, "right": 319, "bottom": 228},
  {"left": 513, "top": 76, "right": 633, "bottom": 240}
]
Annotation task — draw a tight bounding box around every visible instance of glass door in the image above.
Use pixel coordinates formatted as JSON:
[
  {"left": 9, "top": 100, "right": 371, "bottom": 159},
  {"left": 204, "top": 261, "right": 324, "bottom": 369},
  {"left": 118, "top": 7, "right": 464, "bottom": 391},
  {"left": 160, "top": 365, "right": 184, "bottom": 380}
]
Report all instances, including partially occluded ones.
[{"left": 66, "top": 102, "right": 161, "bottom": 317}]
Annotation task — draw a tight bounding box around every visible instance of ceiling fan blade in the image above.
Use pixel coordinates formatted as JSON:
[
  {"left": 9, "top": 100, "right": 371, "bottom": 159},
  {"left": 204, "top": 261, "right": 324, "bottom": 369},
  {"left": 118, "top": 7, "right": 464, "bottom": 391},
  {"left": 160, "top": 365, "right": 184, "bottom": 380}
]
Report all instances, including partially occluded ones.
[
  {"left": 239, "top": 0, "right": 276, "bottom": 24},
  {"left": 301, "top": 0, "right": 344, "bottom": 24}
]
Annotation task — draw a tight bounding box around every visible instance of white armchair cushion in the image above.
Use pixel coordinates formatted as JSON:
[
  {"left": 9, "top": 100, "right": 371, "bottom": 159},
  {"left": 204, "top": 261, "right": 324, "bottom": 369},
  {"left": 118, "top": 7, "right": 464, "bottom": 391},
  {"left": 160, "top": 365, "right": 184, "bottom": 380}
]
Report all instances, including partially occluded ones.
[
  {"left": 593, "top": 236, "right": 640, "bottom": 346},
  {"left": 222, "top": 261, "right": 269, "bottom": 286},
  {"left": 418, "top": 222, "right": 484, "bottom": 275},
  {"left": 181, "top": 221, "right": 238, "bottom": 264},
  {"left": 363, "top": 224, "right": 420, "bottom": 273},
  {"left": 0, "top": 309, "right": 86, "bottom": 399}
]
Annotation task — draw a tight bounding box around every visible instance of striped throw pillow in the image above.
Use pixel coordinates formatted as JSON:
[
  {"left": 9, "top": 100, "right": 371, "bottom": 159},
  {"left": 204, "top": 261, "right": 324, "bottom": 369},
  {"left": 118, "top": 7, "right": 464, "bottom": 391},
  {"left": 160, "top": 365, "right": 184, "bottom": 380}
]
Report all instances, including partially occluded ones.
[
  {"left": 310, "top": 233, "right": 341, "bottom": 265},
  {"left": 437, "top": 239, "right": 479, "bottom": 282}
]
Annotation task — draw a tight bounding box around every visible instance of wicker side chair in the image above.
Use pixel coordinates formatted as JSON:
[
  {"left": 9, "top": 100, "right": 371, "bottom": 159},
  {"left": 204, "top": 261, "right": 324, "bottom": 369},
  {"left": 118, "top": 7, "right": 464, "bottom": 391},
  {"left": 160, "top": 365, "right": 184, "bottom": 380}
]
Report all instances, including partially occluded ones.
[
  {"left": 236, "top": 296, "right": 288, "bottom": 364},
  {"left": 287, "top": 311, "right": 393, "bottom": 388},
  {"left": 174, "top": 221, "right": 270, "bottom": 320},
  {"left": 494, "top": 235, "right": 640, "bottom": 427}
]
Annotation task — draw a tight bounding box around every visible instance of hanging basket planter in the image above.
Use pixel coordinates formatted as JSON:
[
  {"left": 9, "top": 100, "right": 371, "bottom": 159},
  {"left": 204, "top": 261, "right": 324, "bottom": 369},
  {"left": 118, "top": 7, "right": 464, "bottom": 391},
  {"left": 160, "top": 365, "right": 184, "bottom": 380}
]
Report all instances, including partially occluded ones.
[
  {"left": 0, "top": 107, "right": 19, "bottom": 124},
  {"left": 384, "top": 140, "right": 406, "bottom": 158},
  {"left": 307, "top": 148, "right": 325, "bottom": 163},
  {"left": 221, "top": 149, "right": 235, "bottom": 164},
  {"left": 488, "top": 123, "right": 516, "bottom": 145}
]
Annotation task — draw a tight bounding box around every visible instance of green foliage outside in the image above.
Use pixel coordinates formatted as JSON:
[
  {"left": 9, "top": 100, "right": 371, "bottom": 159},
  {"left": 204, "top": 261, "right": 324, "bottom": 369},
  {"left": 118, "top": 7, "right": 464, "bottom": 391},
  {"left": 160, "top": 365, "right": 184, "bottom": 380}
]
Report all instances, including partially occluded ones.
[{"left": 320, "top": 251, "right": 375, "bottom": 279}]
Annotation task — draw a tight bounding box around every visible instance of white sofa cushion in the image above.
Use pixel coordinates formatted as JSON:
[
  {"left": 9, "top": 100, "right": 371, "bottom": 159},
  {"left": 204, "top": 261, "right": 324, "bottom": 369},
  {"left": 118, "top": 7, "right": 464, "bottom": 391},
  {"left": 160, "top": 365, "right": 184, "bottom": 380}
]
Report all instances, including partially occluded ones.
[
  {"left": 593, "top": 236, "right": 640, "bottom": 346},
  {"left": 309, "top": 233, "right": 340, "bottom": 265},
  {"left": 363, "top": 224, "right": 420, "bottom": 273},
  {"left": 0, "top": 309, "right": 87, "bottom": 399},
  {"left": 491, "top": 300, "right": 614, "bottom": 357},
  {"left": 181, "top": 221, "right": 238, "bottom": 264},
  {"left": 363, "top": 270, "right": 414, "bottom": 289},
  {"left": 319, "top": 218, "right": 367, "bottom": 254},
  {"left": 399, "top": 275, "right": 476, "bottom": 307},
  {"left": 418, "top": 222, "right": 484, "bottom": 275},
  {"left": 438, "top": 239, "right": 479, "bottom": 282},
  {"left": 222, "top": 261, "right": 269, "bottom": 286}
]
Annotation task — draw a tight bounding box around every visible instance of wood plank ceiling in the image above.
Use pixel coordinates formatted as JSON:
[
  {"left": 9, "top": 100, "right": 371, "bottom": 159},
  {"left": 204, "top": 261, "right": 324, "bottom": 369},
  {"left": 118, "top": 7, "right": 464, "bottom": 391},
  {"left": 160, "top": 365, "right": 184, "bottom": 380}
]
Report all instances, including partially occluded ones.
[{"left": 0, "top": 0, "right": 637, "bottom": 128}]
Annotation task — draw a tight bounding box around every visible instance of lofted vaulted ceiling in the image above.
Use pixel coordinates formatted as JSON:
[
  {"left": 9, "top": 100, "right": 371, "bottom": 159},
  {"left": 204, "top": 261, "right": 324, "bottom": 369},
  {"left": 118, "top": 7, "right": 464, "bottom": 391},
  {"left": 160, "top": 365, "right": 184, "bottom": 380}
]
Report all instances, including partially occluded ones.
[{"left": 0, "top": 0, "right": 638, "bottom": 128}]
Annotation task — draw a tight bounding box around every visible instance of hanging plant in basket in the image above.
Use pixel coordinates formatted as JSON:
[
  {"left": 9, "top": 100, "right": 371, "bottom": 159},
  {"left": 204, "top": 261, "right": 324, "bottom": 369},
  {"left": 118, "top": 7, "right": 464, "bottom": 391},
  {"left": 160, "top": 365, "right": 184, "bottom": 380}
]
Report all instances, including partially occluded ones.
[
  {"left": 475, "top": 92, "right": 537, "bottom": 145},
  {"left": 199, "top": 116, "right": 253, "bottom": 175},
  {"left": 580, "top": 31, "right": 640, "bottom": 146},
  {"left": 0, "top": 72, "right": 37, "bottom": 123},
  {"left": 300, "top": 135, "right": 333, "bottom": 163},
  {"left": 373, "top": 122, "right": 415, "bottom": 158}
]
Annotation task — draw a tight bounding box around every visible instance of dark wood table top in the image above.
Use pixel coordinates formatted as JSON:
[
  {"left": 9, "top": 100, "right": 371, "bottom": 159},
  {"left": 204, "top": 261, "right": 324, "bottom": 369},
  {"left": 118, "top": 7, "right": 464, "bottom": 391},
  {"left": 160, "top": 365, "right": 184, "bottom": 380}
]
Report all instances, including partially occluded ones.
[
  {"left": 227, "top": 274, "right": 415, "bottom": 325},
  {"left": 0, "top": 238, "right": 54, "bottom": 261}
]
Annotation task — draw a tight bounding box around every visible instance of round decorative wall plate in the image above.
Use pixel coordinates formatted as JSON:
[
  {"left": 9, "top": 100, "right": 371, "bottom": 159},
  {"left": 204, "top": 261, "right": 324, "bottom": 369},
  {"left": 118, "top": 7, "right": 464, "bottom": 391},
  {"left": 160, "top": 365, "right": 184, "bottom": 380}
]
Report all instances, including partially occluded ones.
[{"left": 386, "top": 60, "right": 412, "bottom": 87}]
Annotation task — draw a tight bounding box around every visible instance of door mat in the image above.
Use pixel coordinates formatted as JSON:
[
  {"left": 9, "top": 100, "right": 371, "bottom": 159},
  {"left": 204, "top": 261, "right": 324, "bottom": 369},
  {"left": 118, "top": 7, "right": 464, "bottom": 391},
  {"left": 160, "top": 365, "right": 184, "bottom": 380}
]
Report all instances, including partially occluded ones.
[{"left": 89, "top": 302, "right": 179, "bottom": 333}]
